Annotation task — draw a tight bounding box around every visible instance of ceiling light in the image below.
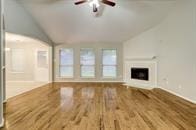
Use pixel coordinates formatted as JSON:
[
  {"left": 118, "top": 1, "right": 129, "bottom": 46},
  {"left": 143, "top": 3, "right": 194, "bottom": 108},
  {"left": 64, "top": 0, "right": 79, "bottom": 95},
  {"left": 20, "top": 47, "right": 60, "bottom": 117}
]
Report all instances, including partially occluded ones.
[
  {"left": 89, "top": 0, "right": 100, "bottom": 8},
  {"left": 75, "top": 0, "right": 116, "bottom": 13}
]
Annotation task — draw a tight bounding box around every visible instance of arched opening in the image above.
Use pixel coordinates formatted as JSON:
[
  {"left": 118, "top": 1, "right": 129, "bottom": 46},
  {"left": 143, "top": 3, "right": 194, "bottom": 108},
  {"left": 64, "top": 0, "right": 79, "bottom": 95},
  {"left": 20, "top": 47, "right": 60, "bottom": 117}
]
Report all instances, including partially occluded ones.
[{"left": 5, "top": 33, "right": 52, "bottom": 99}]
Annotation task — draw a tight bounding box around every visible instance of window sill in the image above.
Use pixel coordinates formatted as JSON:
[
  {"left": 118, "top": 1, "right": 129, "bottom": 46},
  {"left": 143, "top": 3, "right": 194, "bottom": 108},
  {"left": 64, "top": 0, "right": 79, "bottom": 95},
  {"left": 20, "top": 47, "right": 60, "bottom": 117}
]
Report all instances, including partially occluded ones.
[
  {"left": 57, "top": 76, "right": 74, "bottom": 79},
  {"left": 80, "top": 77, "right": 95, "bottom": 79},
  {"left": 101, "top": 77, "right": 117, "bottom": 79}
]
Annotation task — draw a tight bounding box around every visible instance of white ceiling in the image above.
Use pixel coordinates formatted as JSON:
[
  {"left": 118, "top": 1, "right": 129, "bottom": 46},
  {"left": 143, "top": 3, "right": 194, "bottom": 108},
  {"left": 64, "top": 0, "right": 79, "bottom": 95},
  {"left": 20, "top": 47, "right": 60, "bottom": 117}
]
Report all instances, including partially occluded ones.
[{"left": 17, "top": 0, "right": 177, "bottom": 44}]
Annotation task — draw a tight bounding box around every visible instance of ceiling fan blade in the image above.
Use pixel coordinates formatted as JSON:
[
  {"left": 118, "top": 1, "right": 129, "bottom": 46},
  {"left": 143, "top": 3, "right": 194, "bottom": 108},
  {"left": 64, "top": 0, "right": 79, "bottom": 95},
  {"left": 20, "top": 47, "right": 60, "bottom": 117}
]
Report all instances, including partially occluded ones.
[
  {"left": 74, "top": 0, "right": 87, "bottom": 5},
  {"left": 101, "top": 0, "right": 116, "bottom": 7}
]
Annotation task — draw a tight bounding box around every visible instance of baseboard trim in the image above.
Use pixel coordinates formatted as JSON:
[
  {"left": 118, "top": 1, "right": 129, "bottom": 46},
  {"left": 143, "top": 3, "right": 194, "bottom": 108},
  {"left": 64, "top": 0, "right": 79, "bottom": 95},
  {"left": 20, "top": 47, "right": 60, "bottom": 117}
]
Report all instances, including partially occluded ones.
[
  {"left": 6, "top": 82, "right": 52, "bottom": 100},
  {"left": 6, "top": 81, "right": 35, "bottom": 83},
  {"left": 123, "top": 83, "right": 155, "bottom": 90},
  {"left": 7, "top": 81, "right": 51, "bottom": 83},
  {"left": 0, "top": 118, "right": 4, "bottom": 128},
  {"left": 5, "top": 81, "right": 196, "bottom": 104},
  {"left": 158, "top": 87, "right": 196, "bottom": 104},
  {"left": 3, "top": 100, "right": 7, "bottom": 103},
  {"left": 54, "top": 81, "right": 124, "bottom": 83},
  {"left": 123, "top": 82, "right": 196, "bottom": 104}
]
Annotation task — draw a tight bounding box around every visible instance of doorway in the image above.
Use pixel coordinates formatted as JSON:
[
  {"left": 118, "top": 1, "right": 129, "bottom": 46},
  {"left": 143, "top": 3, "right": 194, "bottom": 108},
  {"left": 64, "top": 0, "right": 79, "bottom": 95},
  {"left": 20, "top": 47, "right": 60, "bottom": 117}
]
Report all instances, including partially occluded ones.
[{"left": 5, "top": 33, "right": 52, "bottom": 99}]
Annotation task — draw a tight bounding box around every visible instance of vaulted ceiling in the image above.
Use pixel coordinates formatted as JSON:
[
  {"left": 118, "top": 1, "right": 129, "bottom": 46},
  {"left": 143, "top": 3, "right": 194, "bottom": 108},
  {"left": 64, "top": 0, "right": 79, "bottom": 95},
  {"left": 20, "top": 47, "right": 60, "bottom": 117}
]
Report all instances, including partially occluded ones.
[{"left": 17, "top": 0, "right": 177, "bottom": 44}]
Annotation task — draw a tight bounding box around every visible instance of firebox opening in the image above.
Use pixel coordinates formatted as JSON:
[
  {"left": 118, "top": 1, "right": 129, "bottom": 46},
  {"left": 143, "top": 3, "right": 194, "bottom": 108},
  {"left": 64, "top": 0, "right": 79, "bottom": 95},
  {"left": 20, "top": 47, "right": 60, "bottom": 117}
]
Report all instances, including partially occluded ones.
[{"left": 131, "top": 68, "right": 149, "bottom": 81}]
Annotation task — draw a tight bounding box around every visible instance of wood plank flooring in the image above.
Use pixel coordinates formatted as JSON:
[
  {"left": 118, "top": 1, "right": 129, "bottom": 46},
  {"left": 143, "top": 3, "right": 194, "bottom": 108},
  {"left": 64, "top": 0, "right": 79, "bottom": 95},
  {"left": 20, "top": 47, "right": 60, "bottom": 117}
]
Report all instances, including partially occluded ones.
[{"left": 1, "top": 82, "right": 196, "bottom": 130}]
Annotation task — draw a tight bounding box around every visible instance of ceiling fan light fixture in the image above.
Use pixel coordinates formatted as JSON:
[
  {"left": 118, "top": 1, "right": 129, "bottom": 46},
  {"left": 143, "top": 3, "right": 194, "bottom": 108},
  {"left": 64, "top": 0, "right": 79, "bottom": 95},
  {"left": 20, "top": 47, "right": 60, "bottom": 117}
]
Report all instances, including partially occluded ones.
[
  {"left": 89, "top": 0, "right": 100, "bottom": 8},
  {"left": 74, "top": 0, "right": 116, "bottom": 13}
]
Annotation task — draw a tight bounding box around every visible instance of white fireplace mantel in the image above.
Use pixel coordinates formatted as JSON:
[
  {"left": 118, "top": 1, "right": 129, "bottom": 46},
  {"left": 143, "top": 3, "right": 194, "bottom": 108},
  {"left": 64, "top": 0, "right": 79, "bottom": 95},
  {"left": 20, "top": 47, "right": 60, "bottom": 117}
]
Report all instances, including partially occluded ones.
[
  {"left": 125, "top": 55, "right": 157, "bottom": 61},
  {"left": 124, "top": 59, "right": 157, "bottom": 89}
]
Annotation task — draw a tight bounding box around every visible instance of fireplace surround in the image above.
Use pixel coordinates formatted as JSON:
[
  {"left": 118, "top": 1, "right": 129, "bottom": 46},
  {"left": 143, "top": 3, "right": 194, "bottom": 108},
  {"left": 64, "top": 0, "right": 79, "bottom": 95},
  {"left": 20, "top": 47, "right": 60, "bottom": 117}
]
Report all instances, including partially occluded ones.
[{"left": 124, "top": 60, "right": 157, "bottom": 89}]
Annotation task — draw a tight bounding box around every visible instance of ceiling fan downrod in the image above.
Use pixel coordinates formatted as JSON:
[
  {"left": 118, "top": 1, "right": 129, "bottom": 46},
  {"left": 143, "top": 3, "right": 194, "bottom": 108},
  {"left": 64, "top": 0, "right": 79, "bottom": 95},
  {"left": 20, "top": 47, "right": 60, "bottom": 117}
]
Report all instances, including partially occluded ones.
[
  {"left": 93, "top": 4, "right": 98, "bottom": 12},
  {"left": 75, "top": 0, "right": 116, "bottom": 13}
]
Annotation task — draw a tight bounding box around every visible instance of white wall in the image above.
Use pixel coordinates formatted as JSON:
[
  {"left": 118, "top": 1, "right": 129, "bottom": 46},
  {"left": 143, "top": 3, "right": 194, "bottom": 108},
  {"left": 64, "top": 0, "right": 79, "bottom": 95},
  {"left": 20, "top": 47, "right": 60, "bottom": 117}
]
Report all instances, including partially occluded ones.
[
  {"left": 5, "top": 33, "right": 53, "bottom": 99},
  {"left": 124, "top": 28, "right": 157, "bottom": 59},
  {"left": 6, "top": 33, "right": 52, "bottom": 82},
  {"left": 55, "top": 43, "right": 123, "bottom": 82},
  {"left": 0, "top": 0, "right": 4, "bottom": 127},
  {"left": 4, "top": 0, "right": 52, "bottom": 45},
  {"left": 123, "top": 0, "right": 196, "bottom": 102}
]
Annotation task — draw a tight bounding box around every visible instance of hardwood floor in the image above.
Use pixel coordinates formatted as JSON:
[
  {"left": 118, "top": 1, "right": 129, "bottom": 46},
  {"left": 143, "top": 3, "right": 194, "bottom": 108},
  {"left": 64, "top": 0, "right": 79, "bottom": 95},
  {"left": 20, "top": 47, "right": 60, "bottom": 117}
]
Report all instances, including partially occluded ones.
[{"left": 1, "top": 82, "right": 196, "bottom": 130}]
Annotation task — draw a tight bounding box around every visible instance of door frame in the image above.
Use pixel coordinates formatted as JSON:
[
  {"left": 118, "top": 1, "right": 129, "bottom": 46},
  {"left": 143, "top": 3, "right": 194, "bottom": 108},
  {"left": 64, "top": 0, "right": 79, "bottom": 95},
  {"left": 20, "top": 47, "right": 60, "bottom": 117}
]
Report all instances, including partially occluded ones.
[{"left": 0, "top": 0, "right": 5, "bottom": 127}]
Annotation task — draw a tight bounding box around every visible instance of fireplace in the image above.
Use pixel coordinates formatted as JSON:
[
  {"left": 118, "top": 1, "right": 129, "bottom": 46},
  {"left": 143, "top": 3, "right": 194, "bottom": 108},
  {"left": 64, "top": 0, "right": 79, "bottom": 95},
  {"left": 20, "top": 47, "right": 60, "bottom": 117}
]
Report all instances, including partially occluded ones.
[
  {"left": 131, "top": 68, "right": 149, "bottom": 81},
  {"left": 125, "top": 60, "right": 156, "bottom": 89}
]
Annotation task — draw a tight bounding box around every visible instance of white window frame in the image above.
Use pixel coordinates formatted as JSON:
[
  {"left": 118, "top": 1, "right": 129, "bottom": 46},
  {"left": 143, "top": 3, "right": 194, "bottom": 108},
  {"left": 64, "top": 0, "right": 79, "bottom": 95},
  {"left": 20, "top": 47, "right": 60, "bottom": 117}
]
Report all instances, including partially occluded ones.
[
  {"left": 11, "top": 48, "right": 25, "bottom": 73},
  {"left": 59, "top": 48, "right": 74, "bottom": 78},
  {"left": 36, "top": 50, "right": 48, "bottom": 68},
  {"left": 80, "top": 48, "right": 95, "bottom": 78},
  {"left": 102, "top": 49, "right": 117, "bottom": 78}
]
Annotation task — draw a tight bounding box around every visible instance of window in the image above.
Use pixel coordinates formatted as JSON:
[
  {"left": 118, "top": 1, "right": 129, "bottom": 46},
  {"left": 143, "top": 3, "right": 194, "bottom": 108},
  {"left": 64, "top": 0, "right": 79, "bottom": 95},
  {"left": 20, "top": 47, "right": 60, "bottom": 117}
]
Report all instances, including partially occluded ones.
[
  {"left": 102, "top": 49, "right": 117, "bottom": 77},
  {"left": 80, "top": 48, "right": 95, "bottom": 77},
  {"left": 11, "top": 49, "right": 25, "bottom": 73},
  {"left": 59, "top": 48, "right": 73, "bottom": 77},
  {"left": 37, "top": 51, "right": 48, "bottom": 68}
]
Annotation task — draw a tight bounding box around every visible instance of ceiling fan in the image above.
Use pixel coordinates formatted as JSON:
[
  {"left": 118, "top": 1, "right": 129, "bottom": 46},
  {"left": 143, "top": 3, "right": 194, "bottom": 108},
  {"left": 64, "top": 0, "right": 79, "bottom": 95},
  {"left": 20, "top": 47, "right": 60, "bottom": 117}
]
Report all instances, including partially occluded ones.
[{"left": 75, "top": 0, "right": 116, "bottom": 12}]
